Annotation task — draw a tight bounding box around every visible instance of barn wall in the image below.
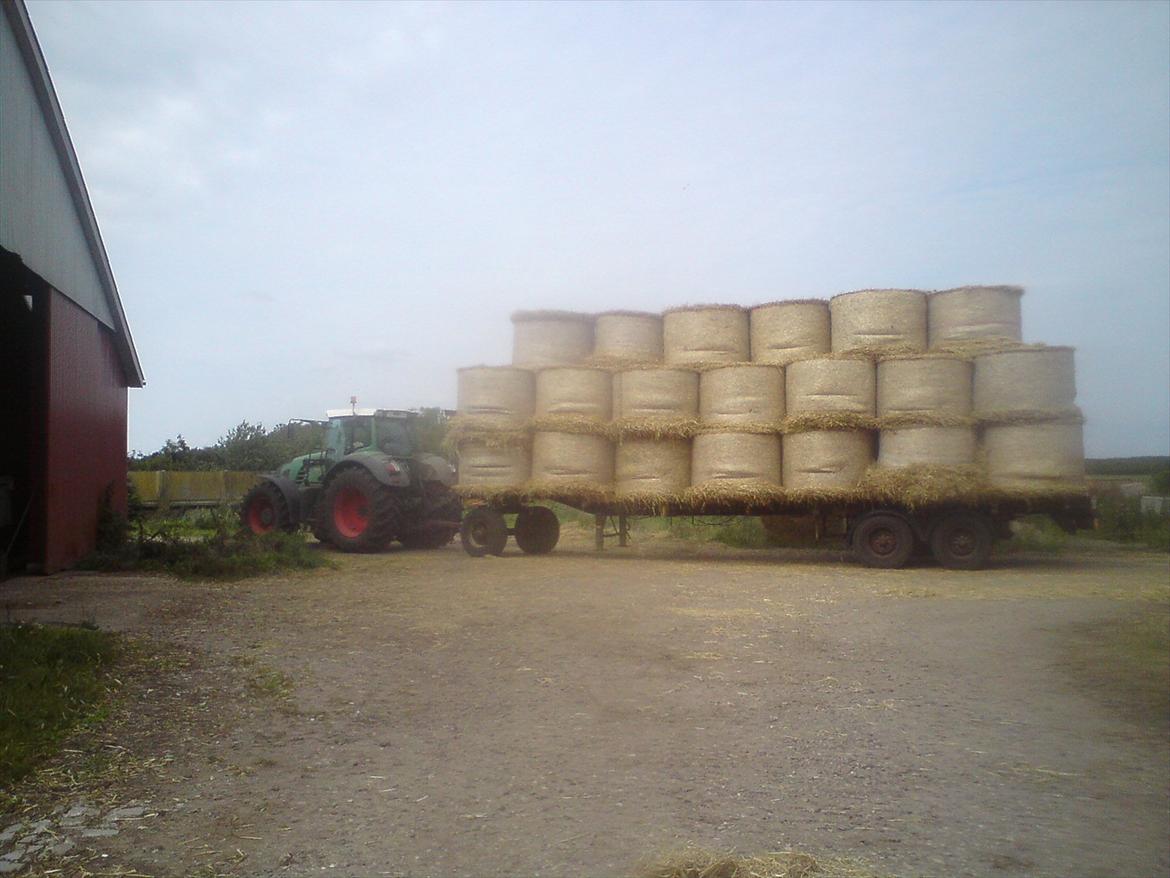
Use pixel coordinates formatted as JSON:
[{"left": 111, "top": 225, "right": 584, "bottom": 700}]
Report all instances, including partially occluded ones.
[{"left": 43, "top": 287, "right": 128, "bottom": 572}]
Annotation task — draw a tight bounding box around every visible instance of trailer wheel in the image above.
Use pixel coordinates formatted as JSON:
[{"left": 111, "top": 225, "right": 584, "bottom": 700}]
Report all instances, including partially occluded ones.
[
  {"left": 930, "top": 510, "right": 993, "bottom": 570},
  {"left": 852, "top": 512, "right": 915, "bottom": 569},
  {"left": 460, "top": 508, "right": 508, "bottom": 557},
  {"left": 514, "top": 506, "right": 560, "bottom": 555},
  {"left": 240, "top": 482, "right": 292, "bottom": 535}
]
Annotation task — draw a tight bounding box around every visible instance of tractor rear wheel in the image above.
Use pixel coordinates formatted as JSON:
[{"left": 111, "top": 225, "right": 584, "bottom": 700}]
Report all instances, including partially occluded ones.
[
  {"left": 514, "top": 506, "right": 560, "bottom": 555},
  {"left": 400, "top": 484, "right": 462, "bottom": 549},
  {"left": 321, "top": 468, "right": 399, "bottom": 552},
  {"left": 240, "top": 481, "right": 292, "bottom": 535}
]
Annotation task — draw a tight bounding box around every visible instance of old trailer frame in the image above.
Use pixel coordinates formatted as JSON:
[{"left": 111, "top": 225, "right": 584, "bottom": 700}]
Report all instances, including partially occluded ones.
[{"left": 458, "top": 493, "right": 1095, "bottom": 570}]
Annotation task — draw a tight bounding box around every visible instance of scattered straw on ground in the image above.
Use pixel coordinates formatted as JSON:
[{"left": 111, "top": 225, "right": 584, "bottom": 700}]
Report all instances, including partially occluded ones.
[{"left": 634, "top": 845, "right": 885, "bottom": 878}]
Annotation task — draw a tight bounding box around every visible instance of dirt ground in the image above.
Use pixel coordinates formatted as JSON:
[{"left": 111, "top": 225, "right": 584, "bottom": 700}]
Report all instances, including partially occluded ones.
[{"left": 2, "top": 530, "right": 1168, "bottom": 878}]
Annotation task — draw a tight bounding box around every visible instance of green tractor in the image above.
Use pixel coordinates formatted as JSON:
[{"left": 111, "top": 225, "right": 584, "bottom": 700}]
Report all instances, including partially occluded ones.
[{"left": 239, "top": 408, "right": 461, "bottom": 552}]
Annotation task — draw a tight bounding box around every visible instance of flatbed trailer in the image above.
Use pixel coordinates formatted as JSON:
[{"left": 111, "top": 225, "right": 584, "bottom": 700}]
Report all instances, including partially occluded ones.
[{"left": 458, "top": 493, "right": 1095, "bottom": 570}]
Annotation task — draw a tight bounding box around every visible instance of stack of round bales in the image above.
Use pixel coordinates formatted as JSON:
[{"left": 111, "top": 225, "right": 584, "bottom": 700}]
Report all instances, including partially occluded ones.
[
  {"left": 749, "top": 300, "right": 830, "bottom": 364},
  {"left": 663, "top": 305, "right": 750, "bottom": 367},
  {"left": 875, "top": 353, "right": 977, "bottom": 469},
  {"left": 974, "top": 346, "right": 1084, "bottom": 492},
  {"left": 612, "top": 366, "right": 699, "bottom": 503},
  {"left": 783, "top": 357, "right": 876, "bottom": 494},
  {"left": 592, "top": 310, "right": 663, "bottom": 366},
  {"left": 830, "top": 289, "right": 927, "bottom": 355},
  {"left": 928, "top": 285, "right": 1023, "bottom": 350},
  {"left": 527, "top": 365, "right": 615, "bottom": 500},
  {"left": 690, "top": 364, "right": 785, "bottom": 502},
  {"left": 512, "top": 310, "right": 595, "bottom": 369},
  {"left": 453, "top": 366, "right": 535, "bottom": 492}
]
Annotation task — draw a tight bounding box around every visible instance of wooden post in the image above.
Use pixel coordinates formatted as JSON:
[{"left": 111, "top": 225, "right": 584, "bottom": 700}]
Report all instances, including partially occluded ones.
[
  {"left": 594, "top": 514, "right": 605, "bottom": 551},
  {"left": 618, "top": 514, "right": 629, "bottom": 547}
]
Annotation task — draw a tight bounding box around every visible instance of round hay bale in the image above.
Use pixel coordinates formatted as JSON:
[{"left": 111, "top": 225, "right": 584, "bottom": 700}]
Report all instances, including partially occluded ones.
[
  {"left": 973, "top": 346, "right": 1076, "bottom": 419},
  {"left": 878, "top": 426, "right": 977, "bottom": 468},
  {"left": 456, "top": 366, "right": 535, "bottom": 425},
  {"left": 615, "top": 438, "right": 690, "bottom": 498},
  {"left": 984, "top": 422, "right": 1085, "bottom": 490},
  {"left": 594, "top": 311, "right": 663, "bottom": 364},
  {"left": 512, "top": 310, "right": 595, "bottom": 368},
  {"left": 692, "top": 432, "right": 781, "bottom": 486},
  {"left": 928, "top": 285, "right": 1023, "bottom": 346},
  {"left": 662, "top": 305, "right": 750, "bottom": 366},
  {"left": 782, "top": 430, "right": 873, "bottom": 491},
  {"left": 700, "top": 364, "right": 785, "bottom": 427},
  {"left": 456, "top": 441, "right": 531, "bottom": 488},
  {"left": 613, "top": 367, "right": 700, "bottom": 432},
  {"left": 535, "top": 367, "right": 612, "bottom": 422},
  {"left": 786, "top": 357, "right": 876, "bottom": 416},
  {"left": 750, "top": 299, "right": 830, "bottom": 364},
  {"left": 530, "top": 431, "right": 614, "bottom": 488},
  {"left": 830, "top": 289, "right": 928, "bottom": 353},
  {"left": 877, "top": 354, "right": 973, "bottom": 421}
]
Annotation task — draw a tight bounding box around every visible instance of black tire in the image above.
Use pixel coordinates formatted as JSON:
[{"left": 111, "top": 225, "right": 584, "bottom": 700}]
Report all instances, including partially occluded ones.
[
  {"left": 240, "top": 481, "right": 293, "bottom": 535},
  {"left": 321, "top": 468, "right": 399, "bottom": 553},
  {"left": 400, "top": 484, "right": 462, "bottom": 550},
  {"left": 852, "top": 512, "right": 915, "bottom": 569},
  {"left": 460, "top": 508, "right": 508, "bottom": 557},
  {"left": 514, "top": 506, "right": 560, "bottom": 555},
  {"left": 930, "top": 510, "right": 994, "bottom": 570}
]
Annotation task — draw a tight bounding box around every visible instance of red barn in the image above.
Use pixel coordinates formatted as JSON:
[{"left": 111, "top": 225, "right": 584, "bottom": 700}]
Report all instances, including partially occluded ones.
[{"left": 1, "top": 0, "right": 144, "bottom": 575}]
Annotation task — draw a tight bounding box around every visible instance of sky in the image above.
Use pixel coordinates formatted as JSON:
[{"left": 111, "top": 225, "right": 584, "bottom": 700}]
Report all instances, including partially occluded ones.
[{"left": 26, "top": 0, "right": 1170, "bottom": 458}]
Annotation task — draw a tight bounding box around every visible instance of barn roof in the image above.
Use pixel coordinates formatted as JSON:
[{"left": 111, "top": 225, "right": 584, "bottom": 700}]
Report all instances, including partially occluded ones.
[{"left": 1, "top": 0, "right": 144, "bottom": 387}]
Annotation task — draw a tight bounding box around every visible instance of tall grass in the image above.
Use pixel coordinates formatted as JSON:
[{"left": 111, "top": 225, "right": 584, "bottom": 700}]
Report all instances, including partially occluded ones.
[{"left": 0, "top": 624, "right": 120, "bottom": 785}]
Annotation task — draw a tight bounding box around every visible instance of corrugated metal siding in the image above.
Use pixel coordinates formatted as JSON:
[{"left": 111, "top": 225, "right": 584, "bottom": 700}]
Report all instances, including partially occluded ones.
[
  {"left": 43, "top": 288, "right": 127, "bottom": 572},
  {"left": 0, "top": 12, "right": 114, "bottom": 329}
]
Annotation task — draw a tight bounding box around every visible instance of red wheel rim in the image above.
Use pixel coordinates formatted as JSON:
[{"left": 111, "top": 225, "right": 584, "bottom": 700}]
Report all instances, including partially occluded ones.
[
  {"left": 247, "top": 496, "right": 276, "bottom": 534},
  {"left": 333, "top": 485, "right": 369, "bottom": 538}
]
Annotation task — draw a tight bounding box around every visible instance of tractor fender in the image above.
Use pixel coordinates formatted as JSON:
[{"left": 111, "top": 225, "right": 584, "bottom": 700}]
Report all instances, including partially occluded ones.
[
  {"left": 255, "top": 474, "right": 303, "bottom": 526},
  {"left": 412, "top": 452, "right": 457, "bottom": 487},
  {"left": 326, "top": 452, "right": 412, "bottom": 489}
]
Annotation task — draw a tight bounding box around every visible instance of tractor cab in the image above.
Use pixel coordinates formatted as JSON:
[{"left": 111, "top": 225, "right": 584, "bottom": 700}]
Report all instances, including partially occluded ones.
[{"left": 324, "top": 408, "right": 417, "bottom": 459}]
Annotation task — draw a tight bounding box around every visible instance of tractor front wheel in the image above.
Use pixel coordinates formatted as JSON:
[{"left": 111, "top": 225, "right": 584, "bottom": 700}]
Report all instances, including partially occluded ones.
[
  {"left": 240, "top": 481, "right": 293, "bottom": 535},
  {"left": 321, "top": 469, "right": 399, "bottom": 552}
]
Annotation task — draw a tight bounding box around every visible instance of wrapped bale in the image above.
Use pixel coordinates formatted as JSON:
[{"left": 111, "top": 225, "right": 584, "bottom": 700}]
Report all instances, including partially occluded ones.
[
  {"left": 750, "top": 299, "right": 831, "bottom": 364},
  {"left": 593, "top": 311, "right": 663, "bottom": 365},
  {"left": 530, "top": 431, "right": 614, "bottom": 500},
  {"left": 456, "top": 442, "right": 531, "bottom": 489},
  {"left": 782, "top": 431, "right": 874, "bottom": 493},
  {"left": 691, "top": 432, "right": 782, "bottom": 494},
  {"left": 534, "top": 367, "right": 612, "bottom": 429},
  {"left": 663, "top": 305, "right": 750, "bottom": 367},
  {"left": 973, "top": 346, "right": 1077, "bottom": 421},
  {"left": 785, "top": 357, "right": 876, "bottom": 430},
  {"left": 456, "top": 366, "right": 535, "bottom": 425},
  {"left": 984, "top": 422, "right": 1085, "bottom": 492},
  {"left": 877, "top": 354, "right": 973, "bottom": 425},
  {"left": 512, "top": 310, "right": 595, "bottom": 369},
  {"left": 878, "top": 426, "right": 977, "bottom": 468},
  {"left": 830, "top": 289, "right": 928, "bottom": 354},
  {"left": 700, "top": 364, "right": 785, "bottom": 429},
  {"left": 928, "top": 285, "right": 1023, "bottom": 347},
  {"left": 612, "top": 367, "right": 700, "bottom": 437},
  {"left": 615, "top": 438, "right": 691, "bottom": 501}
]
